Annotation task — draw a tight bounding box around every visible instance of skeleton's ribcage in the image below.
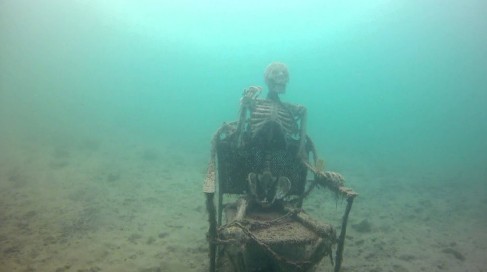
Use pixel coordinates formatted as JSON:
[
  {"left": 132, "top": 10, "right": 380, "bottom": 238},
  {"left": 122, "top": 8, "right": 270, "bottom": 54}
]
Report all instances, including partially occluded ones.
[{"left": 250, "top": 100, "right": 298, "bottom": 139}]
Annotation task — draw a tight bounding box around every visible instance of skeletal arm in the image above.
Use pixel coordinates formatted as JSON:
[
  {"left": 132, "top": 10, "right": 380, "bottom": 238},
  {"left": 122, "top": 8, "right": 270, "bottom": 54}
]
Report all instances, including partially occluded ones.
[
  {"left": 236, "top": 86, "right": 261, "bottom": 148},
  {"left": 289, "top": 104, "right": 307, "bottom": 158}
]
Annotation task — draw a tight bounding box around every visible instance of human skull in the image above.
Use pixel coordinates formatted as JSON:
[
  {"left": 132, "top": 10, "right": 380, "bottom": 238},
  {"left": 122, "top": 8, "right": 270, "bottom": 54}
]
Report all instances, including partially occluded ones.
[{"left": 264, "top": 62, "right": 289, "bottom": 94}]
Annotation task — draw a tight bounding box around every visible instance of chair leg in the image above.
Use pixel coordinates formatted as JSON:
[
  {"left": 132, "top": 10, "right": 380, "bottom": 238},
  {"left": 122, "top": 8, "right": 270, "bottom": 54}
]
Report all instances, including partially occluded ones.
[
  {"left": 206, "top": 193, "right": 217, "bottom": 272},
  {"left": 334, "top": 197, "right": 355, "bottom": 272}
]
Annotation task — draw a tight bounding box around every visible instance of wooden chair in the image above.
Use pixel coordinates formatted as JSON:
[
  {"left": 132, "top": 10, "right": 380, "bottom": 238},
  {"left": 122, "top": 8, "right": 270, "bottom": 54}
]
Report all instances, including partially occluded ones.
[{"left": 203, "top": 121, "right": 357, "bottom": 272}]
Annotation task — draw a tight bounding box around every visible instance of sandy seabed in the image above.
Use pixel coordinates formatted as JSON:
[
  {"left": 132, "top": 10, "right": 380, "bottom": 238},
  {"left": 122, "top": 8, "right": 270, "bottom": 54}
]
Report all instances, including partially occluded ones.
[{"left": 0, "top": 136, "right": 486, "bottom": 272}]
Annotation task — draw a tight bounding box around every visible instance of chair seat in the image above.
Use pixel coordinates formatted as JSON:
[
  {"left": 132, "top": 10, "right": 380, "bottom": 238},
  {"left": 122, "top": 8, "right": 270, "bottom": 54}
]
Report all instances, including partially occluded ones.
[
  {"left": 223, "top": 205, "right": 335, "bottom": 245},
  {"left": 241, "top": 211, "right": 320, "bottom": 245},
  {"left": 219, "top": 204, "right": 336, "bottom": 272}
]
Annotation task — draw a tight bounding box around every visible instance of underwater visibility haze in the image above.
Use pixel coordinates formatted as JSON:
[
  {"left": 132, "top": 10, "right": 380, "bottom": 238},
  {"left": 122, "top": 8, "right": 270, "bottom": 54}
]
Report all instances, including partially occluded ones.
[{"left": 0, "top": 0, "right": 486, "bottom": 271}]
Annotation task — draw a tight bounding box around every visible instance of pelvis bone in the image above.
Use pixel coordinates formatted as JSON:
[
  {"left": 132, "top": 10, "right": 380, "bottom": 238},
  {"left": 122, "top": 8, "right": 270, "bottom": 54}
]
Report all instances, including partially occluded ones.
[{"left": 248, "top": 171, "right": 291, "bottom": 207}]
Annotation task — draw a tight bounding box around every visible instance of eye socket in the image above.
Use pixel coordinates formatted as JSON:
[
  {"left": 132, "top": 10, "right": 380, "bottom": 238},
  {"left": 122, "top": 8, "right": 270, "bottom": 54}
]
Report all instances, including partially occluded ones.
[{"left": 272, "top": 70, "right": 287, "bottom": 76}]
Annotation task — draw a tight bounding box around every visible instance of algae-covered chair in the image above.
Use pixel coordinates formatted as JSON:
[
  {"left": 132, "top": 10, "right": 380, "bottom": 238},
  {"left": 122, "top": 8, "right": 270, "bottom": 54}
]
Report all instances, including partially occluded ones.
[{"left": 203, "top": 63, "right": 357, "bottom": 272}]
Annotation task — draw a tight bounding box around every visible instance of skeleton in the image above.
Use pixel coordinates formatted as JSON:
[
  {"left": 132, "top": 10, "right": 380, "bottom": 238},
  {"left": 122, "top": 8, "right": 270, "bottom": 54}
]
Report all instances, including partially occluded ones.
[{"left": 235, "top": 63, "right": 308, "bottom": 206}]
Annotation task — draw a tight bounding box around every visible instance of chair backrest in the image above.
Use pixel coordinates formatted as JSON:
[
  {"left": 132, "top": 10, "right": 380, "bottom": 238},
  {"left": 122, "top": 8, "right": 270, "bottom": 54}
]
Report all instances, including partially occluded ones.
[{"left": 216, "top": 135, "right": 308, "bottom": 197}]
